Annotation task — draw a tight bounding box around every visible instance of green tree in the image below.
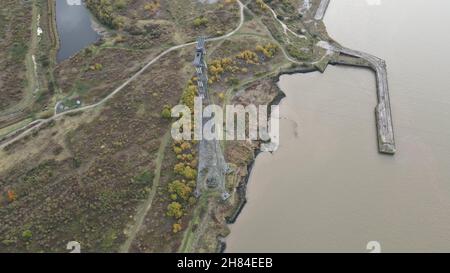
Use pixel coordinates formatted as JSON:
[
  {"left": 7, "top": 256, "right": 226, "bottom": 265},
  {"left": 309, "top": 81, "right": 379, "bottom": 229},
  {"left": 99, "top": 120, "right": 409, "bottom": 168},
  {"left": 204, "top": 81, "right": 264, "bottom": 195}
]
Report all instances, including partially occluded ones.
[
  {"left": 115, "top": 0, "right": 127, "bottom": 9},
  {"left": 22, "top": 230, "right": 32, "bottom": 240},
  {"left": 193, "top": 16, "right": 208, "bottom": 27},
  {"left": 161, "top": 108, "right": 172, "bottom": 119},
  {"left": 182, "top": 166, "right": 197, "bottom": 180},
  {"left": 174, "top": 163, "right": 185, "bottom": 175},
  {"left": 168, "top": 180, "right": 192, "bottom": 201},
  {"left": 173, "top": 223, "right": 182, "bottom": 233},
  {"left": 167, "top": 202, "right": 183, "bottom": 219}
]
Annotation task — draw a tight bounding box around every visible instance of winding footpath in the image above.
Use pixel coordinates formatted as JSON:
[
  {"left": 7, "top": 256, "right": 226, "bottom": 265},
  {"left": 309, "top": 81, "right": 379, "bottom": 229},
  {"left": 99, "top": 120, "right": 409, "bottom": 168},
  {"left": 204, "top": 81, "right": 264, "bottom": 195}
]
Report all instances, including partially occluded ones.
[
  {"left": 268, "top": 0, "right": 396, "bottom": 154},
  {"left": 0, "top": 1, "right": 245, "bottom": 150},
  {"left": 1, "top": 0, "right": 395, "bottom": 156}
]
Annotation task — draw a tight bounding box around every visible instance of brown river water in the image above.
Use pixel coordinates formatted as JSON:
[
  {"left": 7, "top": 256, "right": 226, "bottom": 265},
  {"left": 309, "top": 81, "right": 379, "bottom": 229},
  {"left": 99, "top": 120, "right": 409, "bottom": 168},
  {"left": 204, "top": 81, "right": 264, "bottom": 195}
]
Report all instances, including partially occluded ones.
[{"left": 226, "top": 0, "right": 450, "bottom": 252}]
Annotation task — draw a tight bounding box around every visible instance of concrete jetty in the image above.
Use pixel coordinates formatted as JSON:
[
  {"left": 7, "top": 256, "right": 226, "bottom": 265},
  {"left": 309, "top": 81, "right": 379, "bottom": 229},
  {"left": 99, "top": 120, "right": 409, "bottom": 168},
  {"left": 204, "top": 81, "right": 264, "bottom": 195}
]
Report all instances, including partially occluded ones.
[
  {"left": 313, "top": 0, "right": 396, "bottom": 154},
  {"left": 337, "top": 46, "right": 396, "bottom": 154},
  {"left": 314, "top": 0, "right": 330, "bottom": 20},
  {"left": 318, "top": 40, "right": 396, "bottom": 154}
]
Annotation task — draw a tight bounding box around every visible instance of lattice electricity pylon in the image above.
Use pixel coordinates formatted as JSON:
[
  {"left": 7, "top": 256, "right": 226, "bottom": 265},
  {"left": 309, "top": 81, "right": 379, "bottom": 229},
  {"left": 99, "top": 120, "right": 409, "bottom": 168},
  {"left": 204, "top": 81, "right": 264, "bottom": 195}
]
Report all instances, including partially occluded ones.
[
  {"left": 193, "top": 37, "right": 208, "bottom": 99},
  {"left": 192, "top": 37, "right": 231, "bottom": 201}
]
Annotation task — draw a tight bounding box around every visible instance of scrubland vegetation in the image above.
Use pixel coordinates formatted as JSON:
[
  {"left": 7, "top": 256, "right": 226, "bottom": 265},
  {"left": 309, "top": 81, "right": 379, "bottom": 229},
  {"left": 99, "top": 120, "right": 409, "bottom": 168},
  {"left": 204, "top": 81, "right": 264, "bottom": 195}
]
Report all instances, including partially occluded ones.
[{"left": 0, "top": 0, "right": 331, "bottom": 253}]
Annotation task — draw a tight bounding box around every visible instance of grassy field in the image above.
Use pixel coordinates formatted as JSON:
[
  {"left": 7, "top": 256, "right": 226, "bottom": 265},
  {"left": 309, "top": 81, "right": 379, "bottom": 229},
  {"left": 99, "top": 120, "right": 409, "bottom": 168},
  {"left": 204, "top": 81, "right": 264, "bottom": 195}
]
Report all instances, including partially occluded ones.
[
  {"left": 0, "top": 0, "right": 61, "bottom": 129},
  {"left": 0, "top": 1, "right": 32, "bottom": 116},
  {"left": 0, "top": 47, "right": 192, "bottom": 252}
]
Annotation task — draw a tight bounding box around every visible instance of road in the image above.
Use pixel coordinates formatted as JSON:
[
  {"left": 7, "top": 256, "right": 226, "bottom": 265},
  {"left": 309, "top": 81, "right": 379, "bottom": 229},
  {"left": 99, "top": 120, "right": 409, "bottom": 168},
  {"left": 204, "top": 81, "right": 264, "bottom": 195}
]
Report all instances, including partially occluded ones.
[{"left": 0, "top": 1, "right": 245, "bottom": 150}]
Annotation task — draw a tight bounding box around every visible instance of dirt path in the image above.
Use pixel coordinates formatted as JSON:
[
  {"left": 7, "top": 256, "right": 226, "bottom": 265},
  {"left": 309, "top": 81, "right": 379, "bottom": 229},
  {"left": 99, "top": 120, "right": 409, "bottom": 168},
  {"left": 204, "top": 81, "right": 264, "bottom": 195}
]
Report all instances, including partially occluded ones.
[
  {"left": 0, "top": 1, "right": 40, "bottom": 123},
  {"left": 120, "top": 3, "right": 246, "bottom": 251},
  {"left": 0, "top": 1, "right": 245, "bottom": 150},
  {"left": 119, "top": 131, "right": 171, "bottom": 253}
]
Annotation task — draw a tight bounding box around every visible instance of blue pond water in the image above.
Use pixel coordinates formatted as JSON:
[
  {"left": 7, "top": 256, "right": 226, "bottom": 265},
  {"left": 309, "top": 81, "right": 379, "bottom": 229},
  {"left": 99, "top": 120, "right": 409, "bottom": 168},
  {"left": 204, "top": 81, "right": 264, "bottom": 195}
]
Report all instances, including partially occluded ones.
[{"left": 56, "top": 0, "right": 100, "bottom": 62}]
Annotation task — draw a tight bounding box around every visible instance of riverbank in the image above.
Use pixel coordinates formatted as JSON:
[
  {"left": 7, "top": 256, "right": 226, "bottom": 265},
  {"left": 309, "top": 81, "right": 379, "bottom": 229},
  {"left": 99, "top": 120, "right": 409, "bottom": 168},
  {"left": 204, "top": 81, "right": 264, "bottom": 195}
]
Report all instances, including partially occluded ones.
[
  {"left": 225, "top": 82, "right": 287, "bottom": 225},
  {"left": 222, "top": 61, "right": 336, "bottom": 251},
  {"left": 224, "top": 63, "right": 323, "bottom": 226},
  {"left": 224, "top": 0, "right": 396, "bottom": 252},
  {"left": 227, "top": 0, "right": 450, "bottom": 253},
  {"left": 0, "top": 0, "right": 405, "bottom": 253}
]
